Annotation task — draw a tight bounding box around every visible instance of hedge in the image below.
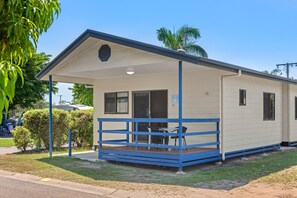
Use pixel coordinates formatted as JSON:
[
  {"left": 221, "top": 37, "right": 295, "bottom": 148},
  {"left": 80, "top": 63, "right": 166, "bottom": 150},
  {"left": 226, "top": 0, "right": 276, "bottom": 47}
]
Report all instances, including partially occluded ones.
[
  {"left": 23, "top": 109, "right": 71, "bottom": 150},
  {"left": 70, "top": 110, "right": 93, "bottom": 147},
  {"left": 21, "top": 109, "right": 93, "bottom": 150}
]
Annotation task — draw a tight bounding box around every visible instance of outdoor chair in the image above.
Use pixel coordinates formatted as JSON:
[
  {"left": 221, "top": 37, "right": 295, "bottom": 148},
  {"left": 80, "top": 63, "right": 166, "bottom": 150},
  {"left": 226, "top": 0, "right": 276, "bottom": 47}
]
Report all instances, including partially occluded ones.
[
  {"left": 147, "top": 126, "right": 167, "bottom": 148},
  {"left": 171, "top": 126, "right": 188, "bottom": 147}
]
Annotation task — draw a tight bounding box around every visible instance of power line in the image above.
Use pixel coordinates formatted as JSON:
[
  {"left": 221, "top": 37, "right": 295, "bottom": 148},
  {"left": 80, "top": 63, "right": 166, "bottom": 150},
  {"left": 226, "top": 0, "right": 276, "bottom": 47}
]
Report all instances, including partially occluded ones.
[{"left": 276, "top": 62, "right": 297, "bottom": 78}]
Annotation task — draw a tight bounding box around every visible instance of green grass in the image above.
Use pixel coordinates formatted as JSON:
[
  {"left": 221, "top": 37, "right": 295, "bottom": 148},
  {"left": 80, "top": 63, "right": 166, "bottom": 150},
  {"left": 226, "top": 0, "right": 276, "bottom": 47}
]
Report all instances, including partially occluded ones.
[
  {"left": 0, "top": 149, "right": 297, "bottom": 190},
  {"left": 0, "top": 138, "right": 15, "bottom": 147}
]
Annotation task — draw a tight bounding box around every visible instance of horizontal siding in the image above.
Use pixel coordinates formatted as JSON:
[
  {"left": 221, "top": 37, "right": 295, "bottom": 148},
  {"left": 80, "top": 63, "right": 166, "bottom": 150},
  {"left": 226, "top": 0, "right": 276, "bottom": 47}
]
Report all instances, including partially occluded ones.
[
  {"left": 93, "top": 70, "right": 221, "bottom": 146},
  {"left": 289, "top": 84, "right": 297, "bottom": 141},
  {"left": 282, "top": 83, "right": 289, "bottom": 142},
  {"left": 223, "top": 75, "right": 282, "bottom": 153}
]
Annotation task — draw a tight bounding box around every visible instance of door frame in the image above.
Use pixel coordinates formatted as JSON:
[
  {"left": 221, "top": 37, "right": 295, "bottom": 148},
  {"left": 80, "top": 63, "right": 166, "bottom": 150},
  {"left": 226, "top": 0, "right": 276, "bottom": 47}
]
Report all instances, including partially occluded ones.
[{"left": 132, "top": 89, "right": 168, "bottom": 142}]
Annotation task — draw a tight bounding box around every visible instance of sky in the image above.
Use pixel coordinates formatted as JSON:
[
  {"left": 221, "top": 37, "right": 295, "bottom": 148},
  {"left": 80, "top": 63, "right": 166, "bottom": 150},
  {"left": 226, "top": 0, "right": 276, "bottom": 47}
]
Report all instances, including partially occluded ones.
[{"left": 37, "top": 0, "right": 297, "bottom": 104}]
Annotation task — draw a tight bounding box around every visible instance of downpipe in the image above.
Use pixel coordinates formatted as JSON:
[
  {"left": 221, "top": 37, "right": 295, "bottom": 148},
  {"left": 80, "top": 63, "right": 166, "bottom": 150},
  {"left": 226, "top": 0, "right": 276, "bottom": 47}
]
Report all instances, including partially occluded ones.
[{"left": 220, "top": 70, "right": 241, "bottom": 160}]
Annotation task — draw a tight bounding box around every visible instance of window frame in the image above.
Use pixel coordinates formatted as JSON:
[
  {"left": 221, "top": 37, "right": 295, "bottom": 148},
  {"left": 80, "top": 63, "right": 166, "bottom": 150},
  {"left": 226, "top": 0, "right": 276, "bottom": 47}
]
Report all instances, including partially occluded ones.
[
  {"left": 104, "top": 91, "right": 129, "bottom": 114},
  {"left": 263, "top": 92, "right": 275, "bottom": 121},
  {"left": 239, "top": 89, "right": 246, "bottom": 106}
]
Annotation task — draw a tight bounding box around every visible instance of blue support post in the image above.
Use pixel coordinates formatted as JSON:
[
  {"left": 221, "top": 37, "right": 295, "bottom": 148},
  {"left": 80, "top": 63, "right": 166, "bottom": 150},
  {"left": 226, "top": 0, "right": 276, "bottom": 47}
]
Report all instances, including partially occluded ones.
[
  {"left": 216, "top": 121, "right": 220, "bottom": 150},
  {"left": 135, "top": 121, "right": 138, "bottom": 151},
  {"left": 178, "top": 61, "right": 183, "bottom": 172},
  {"left": 68, "top": 129, "right": 72, "bottom": 157},
  {"left": 126, "top": 121, "right": 129, "bottom": 143},
  {"left": 49, "top": 75, "right": 53, "bottom": 158},
  {"left": 99, "top": 121, "right": 103, "bottom": 159}
]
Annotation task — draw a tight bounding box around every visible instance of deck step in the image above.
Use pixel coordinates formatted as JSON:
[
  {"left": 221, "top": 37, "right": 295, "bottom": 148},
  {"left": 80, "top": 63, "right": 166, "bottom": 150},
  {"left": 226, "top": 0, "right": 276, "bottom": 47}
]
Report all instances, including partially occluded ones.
[{"left": 99, "top": 148, "right": 221, "bottom": 167}]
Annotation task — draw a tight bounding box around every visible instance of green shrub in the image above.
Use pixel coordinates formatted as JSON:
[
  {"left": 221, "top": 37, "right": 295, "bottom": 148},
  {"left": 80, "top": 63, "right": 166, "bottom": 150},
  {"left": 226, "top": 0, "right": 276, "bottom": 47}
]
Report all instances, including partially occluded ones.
[
  {"left": 70, "top": 110, "right": 93, "bottom": 147},
  {"left": 11, "top": 126, "right": 32, "bottom": 152},
  {"left": 23, "top": 109, "right": 71, "bottom": 150},
  {"left": 22, "top": 109, "right": 44, "bottom": 149}
]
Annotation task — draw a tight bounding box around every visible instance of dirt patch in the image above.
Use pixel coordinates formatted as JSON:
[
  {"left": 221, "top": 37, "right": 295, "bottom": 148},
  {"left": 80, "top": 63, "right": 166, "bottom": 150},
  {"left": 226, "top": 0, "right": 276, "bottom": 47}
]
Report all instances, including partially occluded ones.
[
  {"left": 108, "top": 182, "right": 297, "bottom": 198},
  {"left": 228, "top": 183, "right": 297, "bottom": 198},
  {"left": 256, "top": 166, "right": 297, "bottom": 189},
  {"left": 195, "top": 180, "right": 246, "bottom": 190}
]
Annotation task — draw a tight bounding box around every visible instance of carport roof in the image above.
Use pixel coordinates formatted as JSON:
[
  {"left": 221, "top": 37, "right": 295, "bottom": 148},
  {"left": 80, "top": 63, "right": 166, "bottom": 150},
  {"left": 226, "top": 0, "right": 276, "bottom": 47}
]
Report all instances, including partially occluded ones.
[{"left": 36, "top": 29, "right": 297, "bottom": 84}]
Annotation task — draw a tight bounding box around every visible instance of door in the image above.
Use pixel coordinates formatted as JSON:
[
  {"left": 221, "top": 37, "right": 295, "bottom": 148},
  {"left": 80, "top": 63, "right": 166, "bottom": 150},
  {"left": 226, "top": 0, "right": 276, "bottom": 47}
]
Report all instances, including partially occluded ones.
[
  {"left": 133, "top": 92, "right": 150, "bottom": 142},
  {"left": 133, "top": 90, "right": 168, "bottom": 142},
  {"left": 150, "top": 90, "right": 168, "bottom": 129}
]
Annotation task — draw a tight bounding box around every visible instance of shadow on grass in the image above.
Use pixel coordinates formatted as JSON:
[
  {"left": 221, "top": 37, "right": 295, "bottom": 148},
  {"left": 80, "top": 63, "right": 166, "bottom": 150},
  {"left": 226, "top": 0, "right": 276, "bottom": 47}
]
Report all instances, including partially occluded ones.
[
  {"left": 12, "top": 147, "right": 93, "bottom": 155},
  {"left": 39, "top": 149, "right": 297, "bottom": 190}
]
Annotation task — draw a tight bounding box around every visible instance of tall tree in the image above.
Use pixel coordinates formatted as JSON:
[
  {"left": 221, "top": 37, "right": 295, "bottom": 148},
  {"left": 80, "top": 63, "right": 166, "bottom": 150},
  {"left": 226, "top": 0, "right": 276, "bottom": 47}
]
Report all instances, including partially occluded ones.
[
  {"left": 69, "top": 84, "right": 93, "bottom": 106},
  {"left": 263, "top": 68, "right": 282, "bottom": 76},
  {"left": 157, "top": 25, "right": 208, "bottom": 57},
  {"left": 9, "top": 53, "right": 58, "bottom": 110},
  {"left": 0, "top": 0, "right": 60, "bottom": 121}
]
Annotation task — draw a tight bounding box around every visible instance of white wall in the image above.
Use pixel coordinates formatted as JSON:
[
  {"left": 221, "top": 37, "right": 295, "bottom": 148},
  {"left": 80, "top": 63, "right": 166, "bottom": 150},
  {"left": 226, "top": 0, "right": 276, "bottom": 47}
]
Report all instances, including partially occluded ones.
[
  {"left": 288, "top": 84, "right": 297, "bottom": 142},
  {"left": 93, "top": 69, "right": 221, "bottom": 146},
  {"left": 282, "top": 83, "right": 289, "bottom": 142},
  {"left": 223, "top": 75, "right": 282, "bottom": 153},
  {"left": 93, "top": 68, "right": 295, "bottom": 153}
]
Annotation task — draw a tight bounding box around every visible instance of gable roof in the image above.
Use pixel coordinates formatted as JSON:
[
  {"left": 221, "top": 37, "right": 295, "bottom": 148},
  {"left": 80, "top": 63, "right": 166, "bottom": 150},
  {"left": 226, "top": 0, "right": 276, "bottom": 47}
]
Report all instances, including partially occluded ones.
[{"left": 36, "top": 29, "right": 297, "bottom": 84}]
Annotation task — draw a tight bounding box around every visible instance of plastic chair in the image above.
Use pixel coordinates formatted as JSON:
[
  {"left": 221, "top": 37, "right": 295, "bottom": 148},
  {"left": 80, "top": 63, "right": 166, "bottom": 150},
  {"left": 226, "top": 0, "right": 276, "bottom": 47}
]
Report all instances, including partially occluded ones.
[{"left": 171, "top": 126, "right": 188, "bottom": 146}]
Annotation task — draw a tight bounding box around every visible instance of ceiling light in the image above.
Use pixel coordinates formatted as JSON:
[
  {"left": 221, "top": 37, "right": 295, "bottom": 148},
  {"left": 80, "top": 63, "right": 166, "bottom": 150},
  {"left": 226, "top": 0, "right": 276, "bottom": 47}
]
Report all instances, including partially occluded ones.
[{"left": 126, "top": 69, "right": 134, "bottom": 75}]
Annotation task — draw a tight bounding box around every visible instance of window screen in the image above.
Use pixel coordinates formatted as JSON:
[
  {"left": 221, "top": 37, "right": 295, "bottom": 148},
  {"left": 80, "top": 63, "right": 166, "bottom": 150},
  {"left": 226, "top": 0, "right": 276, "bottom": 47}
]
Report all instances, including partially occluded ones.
[
  {"left": 263, "top": 92, "right": 275, "bottom": 120},
  {"left": 239, "top": 89, "right": 246, "bottom": 106}
]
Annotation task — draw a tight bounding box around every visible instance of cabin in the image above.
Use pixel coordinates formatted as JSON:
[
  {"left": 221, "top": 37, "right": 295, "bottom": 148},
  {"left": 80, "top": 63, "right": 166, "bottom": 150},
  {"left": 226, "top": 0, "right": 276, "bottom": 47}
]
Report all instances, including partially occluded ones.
[{"left": 36, "top": 29, "right": 297, "bottom": 171}]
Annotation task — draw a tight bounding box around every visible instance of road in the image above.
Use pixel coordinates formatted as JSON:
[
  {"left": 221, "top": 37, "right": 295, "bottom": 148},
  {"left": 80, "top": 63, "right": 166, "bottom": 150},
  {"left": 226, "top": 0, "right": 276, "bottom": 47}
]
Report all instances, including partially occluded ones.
[{"left": 0, "top": 176, "right": 109, "bottom": 198}]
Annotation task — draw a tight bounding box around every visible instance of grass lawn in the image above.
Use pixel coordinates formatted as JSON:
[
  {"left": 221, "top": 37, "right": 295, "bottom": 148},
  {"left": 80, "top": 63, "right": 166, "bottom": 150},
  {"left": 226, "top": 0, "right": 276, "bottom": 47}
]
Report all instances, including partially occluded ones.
[
  {"left": 0, "top": 149, "right": 297, "bottom": 190},
  {"left": 0, "top": 138, "right": 15, "bottom": 147}
]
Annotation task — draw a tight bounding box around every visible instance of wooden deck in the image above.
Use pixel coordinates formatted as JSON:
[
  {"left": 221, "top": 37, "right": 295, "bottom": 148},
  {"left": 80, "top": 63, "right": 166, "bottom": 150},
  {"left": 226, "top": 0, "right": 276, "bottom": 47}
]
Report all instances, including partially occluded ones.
[
  {"left": 98, "top": 118, "right": 221, "bottom": 168},
  {"left": 102, "top": 146, "right": 217, "bottom": 155}
]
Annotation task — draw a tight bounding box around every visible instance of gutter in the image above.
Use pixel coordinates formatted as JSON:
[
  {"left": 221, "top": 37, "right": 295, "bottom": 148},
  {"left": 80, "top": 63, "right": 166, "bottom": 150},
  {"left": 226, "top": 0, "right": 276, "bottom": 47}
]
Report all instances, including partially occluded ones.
[{"left": 220, "top": 70, "right": 242, "bottom": 160}]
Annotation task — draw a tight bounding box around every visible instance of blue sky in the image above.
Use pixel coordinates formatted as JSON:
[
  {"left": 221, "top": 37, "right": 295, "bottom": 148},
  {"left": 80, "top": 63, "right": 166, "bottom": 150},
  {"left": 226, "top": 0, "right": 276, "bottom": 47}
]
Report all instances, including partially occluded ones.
[{"left": 38, "top": 0, "right": 297, "bottom": 104}]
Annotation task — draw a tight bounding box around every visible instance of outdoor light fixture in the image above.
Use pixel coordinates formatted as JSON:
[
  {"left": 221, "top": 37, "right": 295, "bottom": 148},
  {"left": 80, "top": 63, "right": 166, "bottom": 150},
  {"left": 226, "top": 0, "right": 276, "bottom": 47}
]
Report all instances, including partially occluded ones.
[
  {"left": 126, "top": 69, "right": 135, "bottom": 75},
  {"left": 177, "top": 48, "right": 186, "bottom": 54}
]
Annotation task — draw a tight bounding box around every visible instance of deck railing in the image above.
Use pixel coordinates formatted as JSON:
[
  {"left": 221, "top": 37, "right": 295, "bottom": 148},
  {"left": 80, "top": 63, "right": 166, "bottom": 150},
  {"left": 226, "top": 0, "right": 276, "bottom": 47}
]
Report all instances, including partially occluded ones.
[{"left": 98, "top": 118, "right": 220, "bottom": 154}]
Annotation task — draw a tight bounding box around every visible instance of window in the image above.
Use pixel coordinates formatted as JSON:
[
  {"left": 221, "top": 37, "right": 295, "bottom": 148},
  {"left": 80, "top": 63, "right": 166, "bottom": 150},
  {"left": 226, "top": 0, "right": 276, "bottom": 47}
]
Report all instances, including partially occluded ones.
[
  {"left": 263, "top": 92, "right": 275, "bottom": 120},
  {"left": 239, "top": 89, "right": 246, "bottom": 106},
  {"left": 105, "top": 92, "right": 128, "bottom": 114},
  {"left": 295, "top": 97, "right": 297, "bottom": 119}
]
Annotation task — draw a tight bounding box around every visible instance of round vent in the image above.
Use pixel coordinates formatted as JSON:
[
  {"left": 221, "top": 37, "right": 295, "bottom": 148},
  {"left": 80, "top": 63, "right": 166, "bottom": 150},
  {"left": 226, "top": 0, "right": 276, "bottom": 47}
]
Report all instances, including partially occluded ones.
[{"left": 98, "top": 44, "right": 111, "bottom": 62}]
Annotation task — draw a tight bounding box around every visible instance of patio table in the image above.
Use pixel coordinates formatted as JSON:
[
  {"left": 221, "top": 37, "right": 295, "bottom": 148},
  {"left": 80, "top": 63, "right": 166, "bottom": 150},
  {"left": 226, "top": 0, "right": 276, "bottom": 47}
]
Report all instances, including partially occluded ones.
[{"left": 147, "top": 127, "right": 176, "bottom": 150}]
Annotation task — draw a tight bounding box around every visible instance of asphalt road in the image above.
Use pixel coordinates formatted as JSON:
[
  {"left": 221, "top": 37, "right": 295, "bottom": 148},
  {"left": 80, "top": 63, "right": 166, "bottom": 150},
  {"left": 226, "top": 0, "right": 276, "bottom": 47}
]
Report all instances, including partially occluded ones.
[{"left": 0, "top": 176, "right": 108, "bottom": 198}]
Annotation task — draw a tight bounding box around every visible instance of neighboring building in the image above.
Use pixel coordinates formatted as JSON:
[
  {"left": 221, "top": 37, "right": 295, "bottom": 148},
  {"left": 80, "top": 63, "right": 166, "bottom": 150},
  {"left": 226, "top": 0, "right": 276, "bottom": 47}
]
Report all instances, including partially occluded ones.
[
  {"left": 36, "top": 30, "right": 297, "bottom": 171},
  {"left": 54, "top": 104, "right": 93, "bottom": 111}
]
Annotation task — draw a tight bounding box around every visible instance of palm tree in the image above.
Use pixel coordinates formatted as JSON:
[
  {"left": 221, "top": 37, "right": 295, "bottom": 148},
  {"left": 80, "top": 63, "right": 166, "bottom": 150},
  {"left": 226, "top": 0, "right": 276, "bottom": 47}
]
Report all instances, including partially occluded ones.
[{"left": 157, "top": 25, "right": 208, "bottom": 58}]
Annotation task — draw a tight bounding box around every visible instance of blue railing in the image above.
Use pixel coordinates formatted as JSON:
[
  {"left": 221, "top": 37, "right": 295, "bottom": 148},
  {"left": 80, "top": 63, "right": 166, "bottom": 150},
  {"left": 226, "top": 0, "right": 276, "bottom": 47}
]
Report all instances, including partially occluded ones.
[{"left": 97, "top": 118, "right": 220, "bottom": 169}]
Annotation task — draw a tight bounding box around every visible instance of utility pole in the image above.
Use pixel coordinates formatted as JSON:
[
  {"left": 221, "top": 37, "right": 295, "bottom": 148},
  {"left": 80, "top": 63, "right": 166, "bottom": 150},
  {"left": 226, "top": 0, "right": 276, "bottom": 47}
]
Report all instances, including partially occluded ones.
[
  {"left": 58, "top": 95, "right": 63, "bottom": 105},
  {"left": 276, "top": 62, "right": 297, "bottom": 78}
]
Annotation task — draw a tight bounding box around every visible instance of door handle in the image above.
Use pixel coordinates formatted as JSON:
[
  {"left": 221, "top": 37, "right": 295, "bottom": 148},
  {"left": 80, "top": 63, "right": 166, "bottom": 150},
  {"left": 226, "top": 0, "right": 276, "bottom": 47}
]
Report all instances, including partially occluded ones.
[{"left": 146, "top": 108, "right": 151, "bottom": 118}]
